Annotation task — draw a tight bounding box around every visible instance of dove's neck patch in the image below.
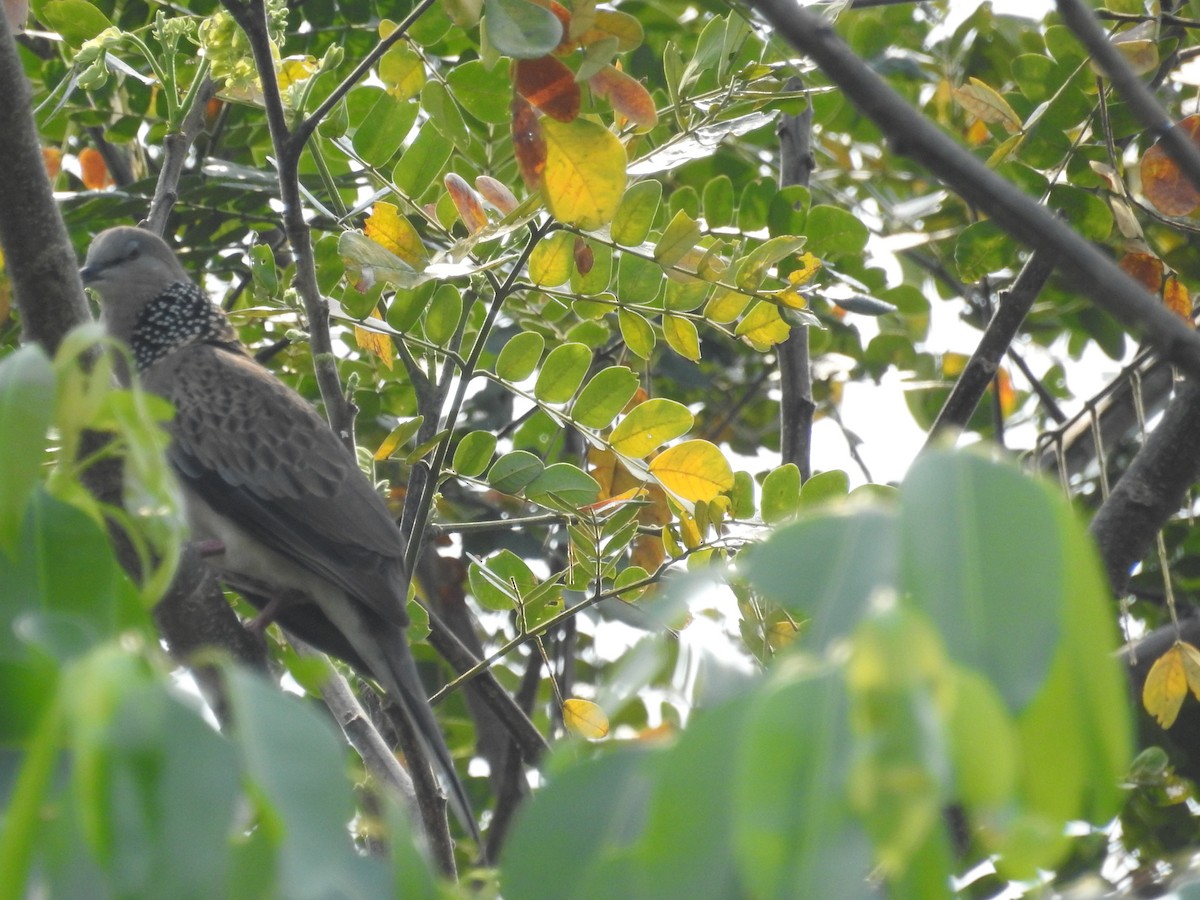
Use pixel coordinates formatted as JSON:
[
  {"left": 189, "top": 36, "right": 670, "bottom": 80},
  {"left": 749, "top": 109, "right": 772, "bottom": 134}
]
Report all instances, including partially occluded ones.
[{"left": 132, "top": 281, "right": 238, "bottom": 371}]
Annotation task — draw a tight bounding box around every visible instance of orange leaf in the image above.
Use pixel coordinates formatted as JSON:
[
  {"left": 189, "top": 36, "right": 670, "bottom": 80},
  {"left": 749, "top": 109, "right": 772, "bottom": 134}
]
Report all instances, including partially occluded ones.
[
  {"left": 1141, "top": 114, "right": 1200, "bottom": 217},
  {"left": 41, "top": 147, "right": 61, "bottom": 179},
  {"left": 78, "top": 147, "right": 111, "bottom": 190},
  {"left": 589, "top": 65, "right": 657, "bottom": 130},
  {"left": 445, "top": 173, "right": 489, "bottom": 233},
  {"left": 1118, "top": 251, "right": 1165, "bottom": 293},
  {"left": 511, "top": 96, "right": 547, "bottom": 190},
  {"left": 475, "top": 175, "right": 519, "bottom": 215},
  {"left": 1164, "top": 274, "right": 1193, "bottom": 322},
  {"left": 1144, "top": 643, "right": 1188, "bottom": 728},
  {"left": 515, "top": 56, "right": 580, "bottom": 123}
]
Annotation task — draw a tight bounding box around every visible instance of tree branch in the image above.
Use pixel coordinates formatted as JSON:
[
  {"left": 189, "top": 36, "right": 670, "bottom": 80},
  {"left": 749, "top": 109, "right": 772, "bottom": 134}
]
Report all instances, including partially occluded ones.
[
  {"left": 925, "top": 248, "right": 1055, "bottom": 447},
  {"left": 777, "top": 75, "right": 815, "bottom": 479},
  {"left": 746, "top": 0, "right": 1200, "bottom": 379}
]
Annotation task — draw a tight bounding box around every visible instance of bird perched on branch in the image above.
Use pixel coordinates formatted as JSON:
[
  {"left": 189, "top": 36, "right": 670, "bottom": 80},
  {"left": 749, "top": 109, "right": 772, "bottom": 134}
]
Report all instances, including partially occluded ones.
[{"left": 81, "top": 226, "right": 475, "bottom": 837}]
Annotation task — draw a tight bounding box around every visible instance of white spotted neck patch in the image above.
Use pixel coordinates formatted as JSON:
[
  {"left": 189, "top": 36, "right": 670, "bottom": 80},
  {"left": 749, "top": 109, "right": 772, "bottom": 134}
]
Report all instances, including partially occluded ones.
[{"left": 132, "top": 281, "right": 238, "bottom": 371}]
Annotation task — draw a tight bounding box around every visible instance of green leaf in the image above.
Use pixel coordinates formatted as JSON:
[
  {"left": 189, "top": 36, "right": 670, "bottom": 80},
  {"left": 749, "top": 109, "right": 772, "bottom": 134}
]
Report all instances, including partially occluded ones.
[
  {"left": 420, "top": 80, "right": 470, "bottom": 149},
  {"left": 572, "top": 366, "right": 640, "bottom": 429},
  {"left": 618, "top": 253, "right": 664, "bottom": 305},
  {"left": 227, "top": 669, "right": 390, "bottom": 898},
  {"left": 611, "top": 180, "right": 662, "bottom": 246},
  {"left": 662, "top": 314, "right": 700, "bottom": 361},
  {"left": 899, "top": 451, "right": 1062, "bottom": 711},
  {"left": 37, "top": 0, "right": 111, "bottom": 47},
  {"left": 351, "top": 90, "right": 417, "bottom": 167},
  {"left": 731, "top": 470, "right": 756, "bottom": 519},
  {"left": 0, "top": 346, "right": 55, "bottom": 555},
  {"left": 947, "top": 666, "right": 1018, "bottom": 810},
  {"left": 496, "top": 331, "right": 545, "bottom": 381},
  {"left": 955, "top": 220, "right": 1016, "bottom": 282},
  {"left": 1048, "top": 184, "right": 1112, "bottom": 242},
  {"left": 618, "top": 308, "right": 656, "bottom": 359},
  {"left": 768, "top": 185, "right": 810, "bottom": 238},
  {"left": 378, "top": 44, "right": 425, "bottom": 102},
  {"left": 654, "top": 210, "right": 701, "bottom": 268},
  {"left": 393, "top": 126, "right": 453, "bottom": 199},
  {"left": 484, "top": 0, "right": 564, "bottom": 59},
  {"left": 446, "top": 59, "right": 512, "bottom": 124},
  {"left": 453, "top": 431, "right": 498, "bottom": 477},
  {"left": 743, "top": 507, "right": 898, "bottom": 649},
  {"left": 702, "top": 175, "right": 735, "bottom": 229},
  {"left": 488, "top": 450, "right": 545, "bottom": 494},
  {"left": 800, "top": 205, "right": 868, "bottom": 259},
  {"left": 533, "top": 342, "right": 591, "bottom": 404},
  {"left": 734, "top": 665, "right": 873, "bottom": 899},
  {"left": 610, "top": 398, "right": 693, "bottom": 458},
  {"left": 798, "top": 469, "right": 849, "bottom": 509},
  {"left": 526, "top": 463, "right": 601, "bottom": 509},
  {"left": 760, "top": 463, "right": 800, "bottom": 524},
  {"left": 734, "top": 236, "right": 807, "bottom": 292},
  {"left": 424, "top": 284, "right": 462, "bottom": 345},
  {"left": 469, "top": 549, "right": 536, "bottom": 610}
]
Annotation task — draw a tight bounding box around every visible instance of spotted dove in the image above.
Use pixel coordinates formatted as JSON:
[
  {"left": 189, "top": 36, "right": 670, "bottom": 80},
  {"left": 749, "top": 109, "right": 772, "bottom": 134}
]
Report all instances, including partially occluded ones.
[{"left": 81, "top": 226, "right": 475, "bottom": 835}]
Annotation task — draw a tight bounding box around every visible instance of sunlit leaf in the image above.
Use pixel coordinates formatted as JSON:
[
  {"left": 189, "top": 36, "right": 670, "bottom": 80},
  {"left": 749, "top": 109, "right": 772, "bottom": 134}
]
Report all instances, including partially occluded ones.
[
  {"left": 662, "top": 314, "right": 700, "bottom": 361},
  {"left": 353, "top": 311, "right": 394, "bottom": 369},
  {"left": 648, "top": 439, "right": 734, "bottom": 503},
  {"left": 655, "top": 210, "right": 702, "bottom": 268},
  {"left": 378, "top": 43, "right": 425, "bottom": 101},
  {"left": 561, "top": 698, "right": 610, "bottom": 739},
  {"left": 529, "top": 230, "right": 575, "bottom": 286},
  {"left": 364, "top": 202, "right": 428, "bottom": 267},
  {"left": 610, "top": 398, "right": 692, "bottom": 458},
  {"left": 735, "top": 301, "right": 792, "bottom": 350},
  {"left": 611, "top": 180, "right": 662, "bottom": 246},
  {"left": 618, "top": 308, "right": 656, "bottom": 358},
  {"left": 542, "top": 117, "right": 626, "bottom": 229}
]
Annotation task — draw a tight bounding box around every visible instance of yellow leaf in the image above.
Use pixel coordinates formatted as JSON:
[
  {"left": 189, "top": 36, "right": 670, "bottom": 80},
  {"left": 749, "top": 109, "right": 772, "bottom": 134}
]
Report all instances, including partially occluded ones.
[
  {"left": 663, "top": 314, "right": 701, "bottom": 361},
  {"left": 610, "top": 398, "right": 693, "bottom": 459},
  {"left": 563, "top": 697, "right": 609, "bottom": 739},
  {"left": 277, "top": 55, "right": 317, "bottom": 90},
  {"left": 953, "top": 77, "right": 1021, "bottom": 134},
  {"left": 788, "top": 253, "right": 822, "bottom": 287},
  {"left": 542, "top": 117, "right": 627, "bottom": 229},
  {"left": 355, "top": 311, "right": 394, "bottom": 370},
  {"left": 648, "top": 440, "right": 734, "bottom": 504},
  {"left": 1144, "top": 643, "right": 1188, "bottom": 729},
  {"left": 1180, "top": 641, "right": 1200, "bottom": 700},
  {"left": 364, "top": 202, "right": 428, "bottom": 267},
  {"left": 705, "top": 288, "right": 749, "bottom": 324},
  {"left": 528, "top": 230, "right": 575, "bottom": 286},
  {"left": 735, "top": 301, "right": 792, "bottom": 351},
  {"left": 678, "top": 510, "right": 702, "bottom": 549}
]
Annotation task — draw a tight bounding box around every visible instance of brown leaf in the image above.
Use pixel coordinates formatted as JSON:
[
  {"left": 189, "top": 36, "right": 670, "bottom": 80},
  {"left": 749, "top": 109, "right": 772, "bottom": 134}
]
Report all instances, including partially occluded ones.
[
  {"left": 1140, "top": 114, "right": 1200, "bottom": 217},
  {"left": 573, "top": 236, "right": 594, "bottom": 275},
  {"left": 511, "top": 96, "right": 547, "bottom": 190},
  {"left": 1118, "top": 251, "right": 1165, "bottom": 293},
  {"left": 515, "top": 56, "right": 580, "bottom": 123}
]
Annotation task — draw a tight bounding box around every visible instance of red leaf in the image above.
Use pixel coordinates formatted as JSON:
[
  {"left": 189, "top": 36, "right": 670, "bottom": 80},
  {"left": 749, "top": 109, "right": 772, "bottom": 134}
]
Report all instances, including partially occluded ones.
[
  {"left": 589, "top": 65, "right": 657, "bottom": 129},
  {"left": 511, "top": 96, "right": 547, "bottom": 190},
  {"left": 515, "top": 56, "right": 580, "bottom": 123}
]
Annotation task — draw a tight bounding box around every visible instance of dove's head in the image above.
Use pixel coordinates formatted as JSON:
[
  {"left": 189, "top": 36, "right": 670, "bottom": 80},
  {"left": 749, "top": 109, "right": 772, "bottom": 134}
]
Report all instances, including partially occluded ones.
[{"left": 82, "top": 227, "right": 192, "bottom": 345}]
